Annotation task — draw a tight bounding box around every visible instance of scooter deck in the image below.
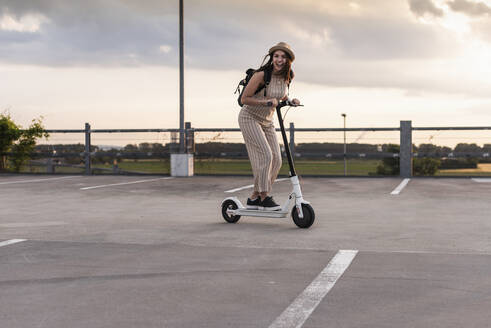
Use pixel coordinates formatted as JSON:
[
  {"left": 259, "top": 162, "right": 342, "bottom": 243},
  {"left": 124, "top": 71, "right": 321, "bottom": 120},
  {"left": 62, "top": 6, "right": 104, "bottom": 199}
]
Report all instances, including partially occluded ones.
[{"left": 227, "top": 208, "right": 289, "bottom": 218}]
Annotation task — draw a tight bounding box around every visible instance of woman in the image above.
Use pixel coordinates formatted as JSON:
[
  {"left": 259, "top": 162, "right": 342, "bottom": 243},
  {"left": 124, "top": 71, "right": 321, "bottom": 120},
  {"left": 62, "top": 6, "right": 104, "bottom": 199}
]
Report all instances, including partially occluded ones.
[{"left": 239, "top": 42, "right": 301, "bottom": 210}]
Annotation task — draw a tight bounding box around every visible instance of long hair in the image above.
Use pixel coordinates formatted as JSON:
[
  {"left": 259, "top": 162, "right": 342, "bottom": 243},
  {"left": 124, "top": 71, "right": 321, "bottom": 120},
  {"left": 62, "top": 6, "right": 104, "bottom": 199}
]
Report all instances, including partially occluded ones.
[{"left": 256, "top": 52, "right": 294, "bottom": 85}]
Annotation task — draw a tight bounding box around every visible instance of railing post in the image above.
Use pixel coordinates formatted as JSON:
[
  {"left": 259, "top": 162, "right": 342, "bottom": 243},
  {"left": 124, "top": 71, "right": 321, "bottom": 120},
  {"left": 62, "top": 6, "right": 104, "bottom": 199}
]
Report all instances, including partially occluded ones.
[
  {"left": 400, "top": 120, "right": 412, "bottom": 178},
  {"left": 112, "top": 159, "right": 119, "bottom": 174},
  {"left": 171, "top": 122, "right": 194, "bottom": 176},
  {"left": 47, "top": 158, "right": 54, "bottom": 174},
  {"left": 84, "top": 123, "right": 91, "bottom": 175},
  {"left": 289, "top": 122, "right": 295, "bottom": 158},
  {"left": 185, "top": 122, "right": 194, "bottom": 153}
]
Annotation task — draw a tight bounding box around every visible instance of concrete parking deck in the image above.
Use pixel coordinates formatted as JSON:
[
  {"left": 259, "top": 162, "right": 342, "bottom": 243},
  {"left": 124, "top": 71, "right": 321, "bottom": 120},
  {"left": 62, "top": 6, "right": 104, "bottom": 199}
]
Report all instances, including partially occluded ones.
[{"left": 1, "top": 175, "right": 490, "bottom": 327}]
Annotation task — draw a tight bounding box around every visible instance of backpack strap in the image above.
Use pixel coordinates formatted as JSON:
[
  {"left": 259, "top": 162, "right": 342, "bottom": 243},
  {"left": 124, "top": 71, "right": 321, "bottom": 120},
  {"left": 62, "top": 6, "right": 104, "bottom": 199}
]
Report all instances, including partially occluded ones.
[
  {"left": 263, "top": 66, "right": 272, "bottom": 97},
  {"left": 252, "top": 67, "right": 271, "bottom": 96},
  {"left": 286, "top": 70, "right": 293, "bottom": 96},
  {"left": 234, "top": 82, "right": 241, "bottom": 94}
]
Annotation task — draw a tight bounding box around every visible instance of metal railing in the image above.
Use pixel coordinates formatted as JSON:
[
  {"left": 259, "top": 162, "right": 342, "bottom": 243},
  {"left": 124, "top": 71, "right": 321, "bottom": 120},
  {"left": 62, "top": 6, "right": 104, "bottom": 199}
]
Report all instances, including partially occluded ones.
[{"left": 7, "top": 121, "right": 491, "bottom": 176}]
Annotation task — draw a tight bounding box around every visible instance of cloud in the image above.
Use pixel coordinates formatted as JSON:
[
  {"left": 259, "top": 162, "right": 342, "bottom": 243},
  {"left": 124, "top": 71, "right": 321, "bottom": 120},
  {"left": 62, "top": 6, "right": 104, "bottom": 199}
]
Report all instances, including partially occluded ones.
[
  {"left": 0, "top": 12, "right": 49, "bottom": 32},
  {"left": 447, "top": 0, "right": 491, "bottom": 16},
  {"left": 0, "top": 0, "right": 179, "bottom": 66},
  {"left": 0, "top": 0, "right": 486, "bottom": 98},
  {"left": 470, "top": 18, "right": 491, "bottom": 41},
  {"left": 408, "top": 0, "right": 445, "bottom": 17},
  {"left": 0, "top": 0, "right": 454, "bottom": 66},
  {"left": 159, "top": 45, "right": 172, "bottom": 54},
  {"left": 315, "top": 15, "right": 455, "bottom": 60}
]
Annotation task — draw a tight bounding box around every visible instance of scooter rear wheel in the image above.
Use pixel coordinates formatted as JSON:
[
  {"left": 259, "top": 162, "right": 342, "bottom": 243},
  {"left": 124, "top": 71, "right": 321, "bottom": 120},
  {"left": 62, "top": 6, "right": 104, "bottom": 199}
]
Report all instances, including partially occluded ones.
[
  {"left": 221, "top": 200, "right": 241, "bottom": 223},
  {"left": 291, "top": 204, "right": 315, "bottom": 228}
]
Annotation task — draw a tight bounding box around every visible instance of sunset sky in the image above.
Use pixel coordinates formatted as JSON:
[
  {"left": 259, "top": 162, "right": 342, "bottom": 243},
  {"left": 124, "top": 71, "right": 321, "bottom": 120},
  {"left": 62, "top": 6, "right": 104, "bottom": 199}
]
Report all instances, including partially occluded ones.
[{"left": 1, "top": 0, "right": 491, "bottom": 146}]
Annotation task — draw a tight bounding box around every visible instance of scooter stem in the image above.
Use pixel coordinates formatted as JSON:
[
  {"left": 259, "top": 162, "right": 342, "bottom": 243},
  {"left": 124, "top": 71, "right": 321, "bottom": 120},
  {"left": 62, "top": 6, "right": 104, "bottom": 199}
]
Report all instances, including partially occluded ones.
[{"left": 276, "top": 103, "right": 297, "bottom": 177}]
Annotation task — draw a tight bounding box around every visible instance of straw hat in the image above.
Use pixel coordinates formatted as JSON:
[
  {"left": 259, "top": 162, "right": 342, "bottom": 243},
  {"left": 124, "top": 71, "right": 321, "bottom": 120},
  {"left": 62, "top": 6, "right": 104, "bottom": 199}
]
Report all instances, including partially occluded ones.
[{"left": 269, "top": 42, "right": 295, "bottom": 61}]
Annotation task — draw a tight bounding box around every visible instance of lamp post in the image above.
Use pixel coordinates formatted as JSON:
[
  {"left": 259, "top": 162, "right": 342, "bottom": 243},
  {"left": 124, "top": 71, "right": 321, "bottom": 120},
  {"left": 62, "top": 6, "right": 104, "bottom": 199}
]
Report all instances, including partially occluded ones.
[
  {"left": 341, "top": 113, "right": 347, "bottom": 176},
  {"left": 170, "top": 0, "right": 193, "bottom": 177},
  {"left": 179, "top": 0, "right": 185, "bottom": 153}
]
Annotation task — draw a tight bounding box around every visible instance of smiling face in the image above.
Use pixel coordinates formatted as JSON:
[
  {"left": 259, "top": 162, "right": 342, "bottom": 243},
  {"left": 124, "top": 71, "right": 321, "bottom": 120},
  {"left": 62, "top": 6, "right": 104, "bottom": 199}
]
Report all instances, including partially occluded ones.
[{"left": 272, "top": 50, "right": 288, "bottom": 73}]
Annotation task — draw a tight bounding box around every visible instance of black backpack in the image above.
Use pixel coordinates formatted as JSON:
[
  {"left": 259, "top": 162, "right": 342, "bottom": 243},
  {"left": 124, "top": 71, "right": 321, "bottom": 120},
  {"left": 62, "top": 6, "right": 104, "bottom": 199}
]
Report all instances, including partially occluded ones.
[{"left": 234, "top": 67, "right": 273, "bottom": 107}]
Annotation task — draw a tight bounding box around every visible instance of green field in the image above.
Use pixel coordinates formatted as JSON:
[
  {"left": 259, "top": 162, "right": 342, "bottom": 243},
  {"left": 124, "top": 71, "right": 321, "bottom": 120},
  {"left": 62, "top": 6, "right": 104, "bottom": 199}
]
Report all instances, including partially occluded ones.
[
  {"left": 90, "top": 158, "right": 382, "bottom": 175},
  {"left": 17, "top": 158, "right": 491, "bottom": 176},
  {"left": 20, "top": 158, "right": 380, "bottom": 175},
  {"left": 436, "top": 163, "right": 491, "bottom": 176},
  {"left": 20, "top": 165, "right": 85, "bottom": 174},
  {"left": 194, "top": 158, "right": 381, "bottom": 175}
]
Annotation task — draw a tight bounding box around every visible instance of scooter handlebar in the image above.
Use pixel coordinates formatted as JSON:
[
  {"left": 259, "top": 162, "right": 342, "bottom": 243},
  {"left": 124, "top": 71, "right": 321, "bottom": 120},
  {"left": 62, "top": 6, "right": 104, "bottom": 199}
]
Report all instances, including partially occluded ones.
[{"left": 278, "top": 100, "right": 304, "bottom": 109}]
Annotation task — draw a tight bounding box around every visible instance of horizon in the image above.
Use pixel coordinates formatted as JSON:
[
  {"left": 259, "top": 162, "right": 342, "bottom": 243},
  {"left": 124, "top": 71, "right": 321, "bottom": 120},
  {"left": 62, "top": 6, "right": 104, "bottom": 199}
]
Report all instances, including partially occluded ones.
[{"left": 35, "top": 129, "right": 491, "bottom": 150}]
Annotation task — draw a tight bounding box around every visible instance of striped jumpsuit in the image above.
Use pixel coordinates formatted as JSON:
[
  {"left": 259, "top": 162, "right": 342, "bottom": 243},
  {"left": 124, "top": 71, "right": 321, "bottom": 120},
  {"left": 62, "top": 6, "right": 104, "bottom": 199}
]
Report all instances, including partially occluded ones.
[{"left": 238, "top": 74, "right": 288, "bottom": 193}]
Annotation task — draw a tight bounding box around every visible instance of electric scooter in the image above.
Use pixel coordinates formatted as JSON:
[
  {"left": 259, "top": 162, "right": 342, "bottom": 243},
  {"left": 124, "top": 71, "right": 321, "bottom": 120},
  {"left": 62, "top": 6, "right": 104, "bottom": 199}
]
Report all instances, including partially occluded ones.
[{"left": 221, "top": 100, "right": 315, "bottom": 229}]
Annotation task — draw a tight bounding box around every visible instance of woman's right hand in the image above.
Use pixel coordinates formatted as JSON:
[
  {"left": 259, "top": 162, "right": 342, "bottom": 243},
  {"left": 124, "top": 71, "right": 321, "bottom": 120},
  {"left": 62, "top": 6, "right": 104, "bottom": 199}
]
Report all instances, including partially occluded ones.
[{"left": 266, "top": 98, "right": 279, "bottom": 108}]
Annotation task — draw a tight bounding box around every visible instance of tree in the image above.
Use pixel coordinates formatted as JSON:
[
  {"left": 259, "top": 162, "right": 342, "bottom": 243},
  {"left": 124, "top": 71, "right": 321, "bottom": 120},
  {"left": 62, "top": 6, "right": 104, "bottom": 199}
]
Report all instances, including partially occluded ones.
[
  {"left": 0, "top": 113, "right": 20, "bottom": 170},
  {"left": 376, "top": 143, "right": 440, "bottom": 176},
  {"left": 417, "top": 143, "right": 452, "bottom": 156},
  {"left": 124, "top": 144, "right": 138, "bottom": 152},
  {"left": 454, "top": 143, "right": 482, "bottom": 153},
  {"left": 376, "top": 144, "right": 400, "bottom": 175},
  {"left": 413, "top": 158, "right": 440, "bottom": 176},
  {"left": 138, "top": 142, "right": 152, "bottom": 153},
  {"left": 0, "top": 112, "right": 48, "bottom": 172}
]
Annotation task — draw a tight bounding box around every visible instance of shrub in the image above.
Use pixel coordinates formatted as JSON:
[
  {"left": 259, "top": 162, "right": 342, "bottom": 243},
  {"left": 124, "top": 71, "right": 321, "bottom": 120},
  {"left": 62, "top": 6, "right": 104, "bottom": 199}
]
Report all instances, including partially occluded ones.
[
  {"left": 413, "top": 158, "right": 440, "bottom": 176},
  {"left": 376, "top": 144, "right": 400, "bottom": 175},
  {"left": 440, "top": 158, "right": 478, "bottom": 169},
  {"left": 0, "top": 112, "right": 48, "bottom": 172},
  {"left": 376, "top": 144, "right": 440, "bottom": 176}
]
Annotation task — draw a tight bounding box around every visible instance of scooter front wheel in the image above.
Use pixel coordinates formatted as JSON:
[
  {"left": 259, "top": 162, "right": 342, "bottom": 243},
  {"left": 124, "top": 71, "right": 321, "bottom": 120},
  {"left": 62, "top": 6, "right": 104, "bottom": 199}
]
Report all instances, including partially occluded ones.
[
  {"left": 291, "top": 204, "right": 315, "bottom": 228},
  {"left": 221, "top": 199, "right": 241, "bottom": 223}
]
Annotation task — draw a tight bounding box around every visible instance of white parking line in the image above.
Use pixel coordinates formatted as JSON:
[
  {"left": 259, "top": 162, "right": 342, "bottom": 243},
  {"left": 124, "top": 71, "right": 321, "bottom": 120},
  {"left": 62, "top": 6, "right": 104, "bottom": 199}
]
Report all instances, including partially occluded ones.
[
  {"left": 268, "top": 250, "right": 358, "bottom": 328},
  {"left": 80, "top": 177, "right": 173, "bottom": 190},
  {"left": 472, "top": 178, "right": 491, "bottom": 183},
  {"left": 0, "top": 221, "right": 66, "bottom": 228},
  {"left": 390, "top": 178, "right": 410, "bottom": 195},
  {"left": 0, "top": 176, "right": 79, "bottom": 185},
  {"left": 225, "top": 178, "right": 289, "bottom": 193},
  {"left": 0, "top": 239, "right": 27, "bottom": 247}
]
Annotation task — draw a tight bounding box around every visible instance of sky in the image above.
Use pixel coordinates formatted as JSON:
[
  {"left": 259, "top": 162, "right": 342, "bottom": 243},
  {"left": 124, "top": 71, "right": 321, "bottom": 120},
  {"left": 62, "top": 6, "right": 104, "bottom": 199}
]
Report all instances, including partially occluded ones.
[{"left": 1, "top": 0, "right": 491, "bottom": 147}]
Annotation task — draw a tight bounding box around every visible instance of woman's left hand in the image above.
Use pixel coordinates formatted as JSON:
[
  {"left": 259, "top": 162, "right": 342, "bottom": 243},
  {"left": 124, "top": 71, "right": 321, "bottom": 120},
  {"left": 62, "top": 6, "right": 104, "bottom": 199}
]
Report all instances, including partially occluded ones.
[{"left": 292, "top": 98, "right": 301, "bottom": 106}]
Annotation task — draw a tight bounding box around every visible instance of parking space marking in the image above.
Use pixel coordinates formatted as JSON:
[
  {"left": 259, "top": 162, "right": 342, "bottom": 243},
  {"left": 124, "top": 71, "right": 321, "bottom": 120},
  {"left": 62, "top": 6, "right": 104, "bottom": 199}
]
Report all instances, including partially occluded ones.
[
  {"left": 268, "top": 249, "right": 358, "bottom": 328},
  {"left": 472, "top": 178, "right": 491, "bottom": 183},
  {"left": 390, "top": 178, "right": 410, "bottom": 195},
  {"left": 80, "top": 177, "right": 173, "bottom": 190},
  {"left": 0, "top": 176, "right": 79, "bottom": 185},
  {"left": 225, "top": 178, "right": 288, "bottom": 193},
  {"left": 0, "top": 221, "right": 66, "bottom": 228},
  {"left": 0, "top": 239, "right": 27, "bottom": 247}
]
